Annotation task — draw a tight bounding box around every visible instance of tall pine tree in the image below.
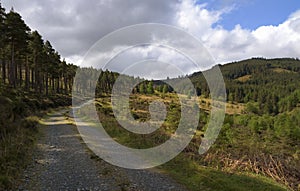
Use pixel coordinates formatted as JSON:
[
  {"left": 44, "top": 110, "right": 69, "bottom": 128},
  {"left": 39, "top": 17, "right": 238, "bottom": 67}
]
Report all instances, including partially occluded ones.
[{"left": 5, "top": 8, "right": 30, "bottom": 87}]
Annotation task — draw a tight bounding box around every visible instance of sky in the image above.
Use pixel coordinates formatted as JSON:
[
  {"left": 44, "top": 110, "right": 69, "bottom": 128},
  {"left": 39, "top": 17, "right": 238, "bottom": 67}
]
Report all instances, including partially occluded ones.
[
  {"left": 2, "top": 0, "right": 300, "bottom": 78},
  {"left": 204, "top": 0, "right": 300, "bottom": 30}
]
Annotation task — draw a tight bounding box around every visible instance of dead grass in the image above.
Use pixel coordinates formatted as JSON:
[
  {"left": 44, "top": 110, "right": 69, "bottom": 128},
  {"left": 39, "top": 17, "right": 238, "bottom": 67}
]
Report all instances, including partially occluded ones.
[
  {"left": 272, "top": 68, "right": 296, "bottom": 74},
  {"left": 235, "top": 75, "right": 252, "bottom": 82},
  {"left": 198, "top": 97, "right": 244, "bottom": 115}
]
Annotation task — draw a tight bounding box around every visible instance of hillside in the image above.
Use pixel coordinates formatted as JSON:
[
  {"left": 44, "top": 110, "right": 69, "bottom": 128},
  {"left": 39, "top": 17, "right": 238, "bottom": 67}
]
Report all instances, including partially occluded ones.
[
  {"left": 79, "top": 58, "right": 300, "bottom": 190},
  {"left": 188, "top": 58, "right": 300, "bottom": 114}
]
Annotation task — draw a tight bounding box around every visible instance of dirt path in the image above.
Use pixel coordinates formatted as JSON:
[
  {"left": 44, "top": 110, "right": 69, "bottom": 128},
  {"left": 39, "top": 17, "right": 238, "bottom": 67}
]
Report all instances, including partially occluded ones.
[{"left": 18, "top": 109, "right": 187, "bottom": 191}]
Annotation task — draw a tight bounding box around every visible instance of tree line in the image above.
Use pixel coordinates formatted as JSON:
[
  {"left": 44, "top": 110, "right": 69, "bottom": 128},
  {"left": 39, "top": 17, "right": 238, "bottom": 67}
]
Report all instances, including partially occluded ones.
[
  {"left": 73, "top": 67, "right": 173, "bottom": 97},
  {"left": 75, "top": 56, "right": 300, "bottom": 116},
  {"left": 0, "top": 4, "right": 77, "bottom": 95}
]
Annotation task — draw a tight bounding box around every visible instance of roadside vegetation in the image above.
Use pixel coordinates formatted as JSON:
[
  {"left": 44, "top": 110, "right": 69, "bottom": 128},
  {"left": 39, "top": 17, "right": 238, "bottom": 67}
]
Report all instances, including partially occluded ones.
[
  {"left": 90, "top": 58, "right": 300, "bottom": 191},
  {"left": 0, "top": 87, "right": 73, "bottom": 189},
  {"left": 94, "top": 92, "right": 296, "bottom": 190},
  {"left": 0, "top": 5, "right": 76, "bottom": 189}
]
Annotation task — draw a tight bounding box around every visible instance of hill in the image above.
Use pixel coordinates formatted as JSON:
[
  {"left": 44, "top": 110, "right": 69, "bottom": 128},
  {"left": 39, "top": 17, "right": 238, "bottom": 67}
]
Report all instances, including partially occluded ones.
[
  {"left": 188, "top": 57, "right": 300, "bottom": 114},
  {"left": 84, "top": 58, "right": 300, "bottom": 190}
]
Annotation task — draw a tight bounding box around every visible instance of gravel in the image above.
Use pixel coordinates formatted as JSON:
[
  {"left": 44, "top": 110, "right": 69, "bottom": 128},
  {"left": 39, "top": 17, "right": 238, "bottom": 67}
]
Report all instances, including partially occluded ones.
[{"left": 18, "top": 109, "right": 188, "bottom": 191}]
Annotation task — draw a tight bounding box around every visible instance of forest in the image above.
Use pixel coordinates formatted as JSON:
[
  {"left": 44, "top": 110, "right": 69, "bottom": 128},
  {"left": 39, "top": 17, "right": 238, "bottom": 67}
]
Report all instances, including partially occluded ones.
[
  {"left": 0, "top": 5, "right": 79, "bottom": 189},
  {"left": 0, "top": 6, "right": 77, "bottom": 95}
]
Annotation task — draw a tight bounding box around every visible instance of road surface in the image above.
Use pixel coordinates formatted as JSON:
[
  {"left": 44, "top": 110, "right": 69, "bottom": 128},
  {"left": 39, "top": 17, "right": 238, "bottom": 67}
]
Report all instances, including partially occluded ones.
[{"left": 19, "top": 109, "right": 187, "bottom": 191}]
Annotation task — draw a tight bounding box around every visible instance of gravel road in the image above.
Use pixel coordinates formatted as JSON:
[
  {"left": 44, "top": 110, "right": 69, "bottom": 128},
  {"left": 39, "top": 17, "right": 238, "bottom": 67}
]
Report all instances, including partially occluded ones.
[{"left": 18, "top": 109, "right": 188, "bottom": 191}]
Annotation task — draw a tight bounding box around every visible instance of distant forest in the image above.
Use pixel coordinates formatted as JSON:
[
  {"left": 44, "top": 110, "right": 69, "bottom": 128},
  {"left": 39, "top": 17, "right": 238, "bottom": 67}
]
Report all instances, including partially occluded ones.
[
  {"left": 75, "top": 57, "right": 300, "bottom": 116},
  {"left": 191, "top": 58, "right": 300, "bottom": 114}
]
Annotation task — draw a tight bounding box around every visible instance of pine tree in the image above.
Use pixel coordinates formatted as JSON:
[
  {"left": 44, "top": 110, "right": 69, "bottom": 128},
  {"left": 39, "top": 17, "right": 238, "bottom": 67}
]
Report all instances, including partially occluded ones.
[
  {"left": 147, "top": 81, "right": 154, "bottom": 94},
  {"left": 139, "top": 83, "right": 145, "bottom": 94},
  {"left": 29, "top": 31, "right": 44, "bottom": 92},
  {"left": 0, "top": 3, "right": 6, "bottom": 84},
  {"left": 44, "top": 40, "right": 55, "bottom": 95},
  {"left": 163, "top": 84, "right": 168, "bottom": 94},
  {"left": 5, "top": 9, "right": 30, "bottom": 87}
]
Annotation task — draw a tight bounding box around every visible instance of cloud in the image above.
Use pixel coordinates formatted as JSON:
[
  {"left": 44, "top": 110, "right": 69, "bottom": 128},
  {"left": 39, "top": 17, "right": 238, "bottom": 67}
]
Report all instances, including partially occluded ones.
[
  {"left": 2, "top": 0, "right": 300, "bottom": 75},
  {"left": 2, "top": 0, "right": 180, "bottom": 64},
  {"left": 250, "top": 11, "right": 300, "bottom": 58},
  {"left": 176, "top": 0, "right": 300, "bottom": 64},
  {"left": 102, "top": 45, "right": 196, "bottom": 79},
  {"left": 212, "top": 9, "right": 300, "bottom": 63}
]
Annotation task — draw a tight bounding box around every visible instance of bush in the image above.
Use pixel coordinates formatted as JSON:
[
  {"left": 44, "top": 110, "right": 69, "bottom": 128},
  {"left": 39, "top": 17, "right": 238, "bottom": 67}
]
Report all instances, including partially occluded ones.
[
  {"left": 21, "top": 116, "right": 39, "bottom": 131},
  {"left": 0, "top": 96, "right": 14, "bottom": 122}
]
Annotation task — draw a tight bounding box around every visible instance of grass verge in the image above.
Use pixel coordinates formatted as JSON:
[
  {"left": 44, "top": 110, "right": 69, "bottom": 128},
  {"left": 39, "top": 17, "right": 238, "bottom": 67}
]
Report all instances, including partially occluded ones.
[
  {"left": 160, "top": 154, "right": 289, "bottom": 191},
  {"left": 0, "top": 88, "right": 74, "bottom": 190},
  {"left": 0, "top": 116, "right": 39, "bottom": 190}
]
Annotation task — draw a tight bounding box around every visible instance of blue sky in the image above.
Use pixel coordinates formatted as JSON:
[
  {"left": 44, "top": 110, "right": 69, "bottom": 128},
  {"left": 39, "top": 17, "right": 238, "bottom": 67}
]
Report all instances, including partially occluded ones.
[{"left": 203, "top": 0, "right": 300, "bottom": 30}]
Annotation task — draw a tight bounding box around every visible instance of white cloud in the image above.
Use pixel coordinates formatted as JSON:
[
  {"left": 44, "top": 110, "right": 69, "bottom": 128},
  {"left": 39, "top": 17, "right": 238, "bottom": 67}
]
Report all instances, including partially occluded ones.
[
  {"left": 98, "top": 45, "right": 195, "bottom": 79},
  {"left": 2, "top": 0, "right": 300, "bottom": 73},
  {"left": 2, "top": 0, "right": 180, "bottom": 66},
  {"left": 249, "top": 12, "right": 300, "bottom": 58},
  {"left": 175, "top": 0, "right": 226, "bottom": 39},
  {"left": 173, "top": 0, "right": 300, "bottom": 64}
]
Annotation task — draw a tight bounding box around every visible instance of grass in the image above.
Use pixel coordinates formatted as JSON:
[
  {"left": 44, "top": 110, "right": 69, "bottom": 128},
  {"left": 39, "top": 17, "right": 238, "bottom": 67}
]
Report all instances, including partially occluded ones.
[
  {"left": 0, "top": 87, "right": 74, "bottom": 190},
  {"left": 0, "top": 116, "right": 39, "bottom": 190},
  {"left": 160, "top": 154, "right": 288, "bottom": 191},
  {"left": 197, "top": 97, "right": 245, "bottom": 115},
  {"left": 94, "top": 93, "right": 291, "bottom": 191},
  {"left": 272, "top": 68, "right": 296, "bottom": 74},
  {"left": 235, "top": 75, "right": 252, "bottom": 82}
]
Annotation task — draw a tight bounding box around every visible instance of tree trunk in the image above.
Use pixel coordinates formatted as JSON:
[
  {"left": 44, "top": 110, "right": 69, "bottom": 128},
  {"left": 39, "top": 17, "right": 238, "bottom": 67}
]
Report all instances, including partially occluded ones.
[
  {"left": 51, "top": 77, "right": 55, "bottom": 93},
  {"left": 10, "top": 41, "right": 16, "bottom": 88},
  {"left": 56, "top": 78, "right": 60, "bottom": 93},
  {"left": 31, "top": 68, "right": 35, "bottom": 90},
  {"left": 34, "top": 54, "right": 39, "bottom": 93},
  {"left": 1, "top": 59, "right": 6, "bottom": 84},
  {"left": 39, "top": 72, "right": 43, "bottom": 94},
  {"left": 64, "top": 77, "right": 68, "bottom": 94},
  {"left": 35, "top": 70, "right": 39, "bottom": 93},
  {"left": 45, "top": 73, "right": 49, "bottom": 96},
  {"left": 69, "top": 77, "right": 73, "bottom": 94},
  {"left": 15, "top": 60, "right": 18, "bottom": 87},
  {"left": 18, "top": 62, "right": 22, "bottom": 87},
  {"left": 25, "top": 56, "right": 29, "bottom": 90}
]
